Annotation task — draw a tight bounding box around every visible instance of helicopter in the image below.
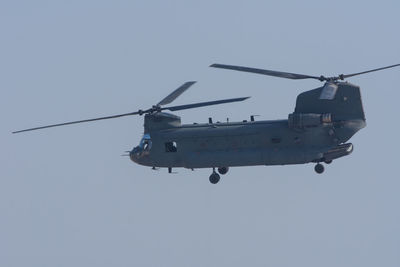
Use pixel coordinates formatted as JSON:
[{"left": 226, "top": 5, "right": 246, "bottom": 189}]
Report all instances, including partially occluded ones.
[{"left": 13, "top": 63, "right": 400, "bottom": 184}]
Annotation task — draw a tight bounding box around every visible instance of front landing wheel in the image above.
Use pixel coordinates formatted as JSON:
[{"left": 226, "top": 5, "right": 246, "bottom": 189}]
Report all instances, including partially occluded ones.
[
  {"left": 314, "top": 163, "right": 325, "bottom": 174},
  {"left": 209, "top": 172, "right": 220, "bottom": 184}
]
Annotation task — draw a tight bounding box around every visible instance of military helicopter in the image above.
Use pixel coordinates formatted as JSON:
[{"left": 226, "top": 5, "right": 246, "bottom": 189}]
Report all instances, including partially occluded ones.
[{"left": 13, "top": 63, "right": 400, "bottom": 184}]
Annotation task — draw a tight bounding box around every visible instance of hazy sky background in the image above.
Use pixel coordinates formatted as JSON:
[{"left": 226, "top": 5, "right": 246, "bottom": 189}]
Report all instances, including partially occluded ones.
[{"left": 1, "top": 1, "right": 400, "bottom": 266}]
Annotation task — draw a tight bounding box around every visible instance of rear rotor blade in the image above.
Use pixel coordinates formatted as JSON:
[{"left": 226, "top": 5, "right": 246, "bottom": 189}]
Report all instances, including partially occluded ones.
[
  {"left": 12, "top": 111, "right": 141, "bottom": 134},
  {"left": 210, "top": 63, "right": 321, "bottom": 80},
  {"left": 157, "top": 81, "right": 196, "bottom": 106},
  {"left": 162, "top": 96, "right": 250, "bottom": 112},
  {"left": 340, "top": 63, "right": 400, "bottom": 79}
]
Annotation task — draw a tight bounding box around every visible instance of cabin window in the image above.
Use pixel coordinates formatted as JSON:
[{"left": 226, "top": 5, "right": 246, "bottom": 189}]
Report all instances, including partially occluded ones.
[
  {"left": 165, "top": 141, "right": 177, "bottom": 152},
  {"left": 271, "top": 137, "right": 281, "bottom": 144}
]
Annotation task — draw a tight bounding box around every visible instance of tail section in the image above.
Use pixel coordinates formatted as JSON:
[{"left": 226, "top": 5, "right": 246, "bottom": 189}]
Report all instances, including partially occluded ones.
[
  {"left": 293, "top": 82, "right": 366, "bottom": 143},
  {"left": 294, "top": 82, "right": 365, "bottom": 121}
]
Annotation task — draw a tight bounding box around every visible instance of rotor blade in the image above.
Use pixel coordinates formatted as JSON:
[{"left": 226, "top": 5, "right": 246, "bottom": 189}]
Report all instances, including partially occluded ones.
[
  {"left": 340, "top": 63, "right": 400, "bottom": 79},
  {"left": 12, "top": 111, "right": 141, "bottom": 134},
  {"left": 210, "top": 63, "right": 321, "bottom": 80},
  {"left": 162, "top": 96, "right": 250, "bottom": 112},
  {"left": 157, "top": 81, "right": 197, "bottom": 106}
]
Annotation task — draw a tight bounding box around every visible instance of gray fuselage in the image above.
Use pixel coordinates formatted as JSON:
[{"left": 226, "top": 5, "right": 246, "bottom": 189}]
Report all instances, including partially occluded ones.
[
  {"left": 130, "top": 116, "right": 365, "bottom": 169},
  {"left": 130, "top": 82, "right": 366, "bottom": 169}
]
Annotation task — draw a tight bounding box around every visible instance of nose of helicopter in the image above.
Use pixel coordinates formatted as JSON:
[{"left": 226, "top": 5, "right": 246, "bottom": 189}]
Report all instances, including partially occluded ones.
[
  {"left": 129, "top": 146, "right": 141, "bottom": 163},
  {"left": 129, "top": 146, "right": 153, "bottom": 167}
]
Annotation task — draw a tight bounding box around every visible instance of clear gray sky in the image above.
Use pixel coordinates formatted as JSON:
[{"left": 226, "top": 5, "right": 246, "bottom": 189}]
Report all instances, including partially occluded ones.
[{"left": 1, "top": 1, "right": 399, "bottom": 266}]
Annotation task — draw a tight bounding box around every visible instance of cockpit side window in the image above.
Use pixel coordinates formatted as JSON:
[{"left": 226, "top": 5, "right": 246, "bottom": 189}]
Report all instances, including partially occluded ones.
[
  {"left": 143, "top": 140, "right": 151, "bottom": 151},
  {"left": 165, "top": 141, "right": 177, "bottom": 152}
]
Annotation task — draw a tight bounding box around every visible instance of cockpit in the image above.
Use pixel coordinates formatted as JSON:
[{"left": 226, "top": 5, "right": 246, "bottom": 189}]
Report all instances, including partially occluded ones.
[
  {"left": 139, "top": 133, "right": 152, "bottom": 152},
  {"left": 130, "top": 134, "right": 152, "bottom": 162}
]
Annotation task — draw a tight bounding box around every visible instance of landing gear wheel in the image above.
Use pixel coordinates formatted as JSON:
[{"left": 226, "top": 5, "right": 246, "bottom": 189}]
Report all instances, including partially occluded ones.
[
  {"left": 217, "top": 167, "right": 229, "bottom": 175},
  {"left": 209, "top": 172, "right": 220, "bottom": 184},
  {"left": 314, "top": 163, "right": 324, "bottom": 174},
  {"left": 324, "top": 159, "right": 332, "bottom": 164}
]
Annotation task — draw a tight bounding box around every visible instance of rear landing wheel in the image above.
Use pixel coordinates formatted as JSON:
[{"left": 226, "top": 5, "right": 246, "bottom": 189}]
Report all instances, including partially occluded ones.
[
  {"left": 324, "top": 159, "right": 332, "bottom": 164},
  {"left": 217, "top": 167, "right": 229, "bottom": 175},
  {"left": 209, "top": 172, "right": 220, "bottom": 184},
  {"left": 314, "top": 163, "right": 324, "bottom": 174}
]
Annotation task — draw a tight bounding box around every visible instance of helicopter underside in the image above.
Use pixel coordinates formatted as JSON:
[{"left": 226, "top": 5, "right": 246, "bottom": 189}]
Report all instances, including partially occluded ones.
[{"left": 131, "top": 142, "right": 353, "bottom": 168}]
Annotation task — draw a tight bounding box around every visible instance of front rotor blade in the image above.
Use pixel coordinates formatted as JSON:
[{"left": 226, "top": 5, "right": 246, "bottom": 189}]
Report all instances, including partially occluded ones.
[
  {"left": 210, "top": 63, "right": 321, "bottom": 80},
  {"left": 157, "top": 81, "right": 197, "bottom": 106},
  {"left": 162, "top": 96, "right": 250, "bottom": 112},
  {"left": 341, "top": 63, "right": 400, "bottom": 79},
  {"left": 12, "top": 111, "right": 141, "bottom": 134}
]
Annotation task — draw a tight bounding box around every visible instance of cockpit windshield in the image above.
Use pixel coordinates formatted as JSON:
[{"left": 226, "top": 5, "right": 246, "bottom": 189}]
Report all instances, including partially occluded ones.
[{"left": 139, "top": 134, "right": 152, "bottom": 152}]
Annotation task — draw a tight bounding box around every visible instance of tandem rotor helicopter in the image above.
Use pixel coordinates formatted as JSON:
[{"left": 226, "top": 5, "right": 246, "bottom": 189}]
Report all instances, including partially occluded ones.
[{"left": 13, "top": 63, "right": 400, "bottom": 184}]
